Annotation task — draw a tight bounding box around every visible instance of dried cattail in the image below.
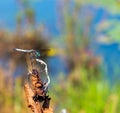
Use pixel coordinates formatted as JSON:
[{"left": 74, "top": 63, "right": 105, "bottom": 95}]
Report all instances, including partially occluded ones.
[
  {"left": 15, "top": 48, "right": 53, "bottom": 113},
  {"left": 24, "top": 83, "right": 41, "bottom": 113},
  {"left": 24, "top": 70, "right": 53, "bottom": 113}
]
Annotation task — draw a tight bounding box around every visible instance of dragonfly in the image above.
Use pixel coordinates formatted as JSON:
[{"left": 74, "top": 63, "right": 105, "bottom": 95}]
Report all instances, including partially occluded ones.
[
  {"left": 14, "top": 48, "right": 57, "bottom": 59},
  {"left": 14, "top": 48, "right": 52, "bottom": 91}
]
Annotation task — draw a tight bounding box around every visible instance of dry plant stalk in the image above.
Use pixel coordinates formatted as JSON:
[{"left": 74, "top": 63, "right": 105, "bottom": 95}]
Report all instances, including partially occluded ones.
[
  {"left": 24, "top": 83, "right": 41, "bottom": 113},
  {"left": 14, "top": 48, "right": 53, "bottom": 113},
  {"left": 24, "top": 70, "right": 53, "bottom": 113}
]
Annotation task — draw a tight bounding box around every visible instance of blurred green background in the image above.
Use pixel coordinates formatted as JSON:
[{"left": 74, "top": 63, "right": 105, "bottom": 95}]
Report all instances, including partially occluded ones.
[{"left": 1, "top": 0, "right": 120, "bottom": 113}]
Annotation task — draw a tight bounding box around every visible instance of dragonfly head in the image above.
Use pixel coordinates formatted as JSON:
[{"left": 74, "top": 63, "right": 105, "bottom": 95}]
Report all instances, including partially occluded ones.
[
  {"left": 35, "top": 51, "right": 41, "bottom": 57},
  {"left": 31, "top": 51, "right": 41, "bottom": 59}
]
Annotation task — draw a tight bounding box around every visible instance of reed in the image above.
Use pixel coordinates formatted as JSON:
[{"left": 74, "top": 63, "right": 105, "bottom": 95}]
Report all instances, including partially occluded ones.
[{"left": 24, "top": 69, "right": 53, "bottom": 113}]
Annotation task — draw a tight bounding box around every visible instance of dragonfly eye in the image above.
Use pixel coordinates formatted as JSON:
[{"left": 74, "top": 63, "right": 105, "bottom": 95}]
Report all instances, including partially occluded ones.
[{"left": 36, "top": 51, "right": 40, "bottom": 57}]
